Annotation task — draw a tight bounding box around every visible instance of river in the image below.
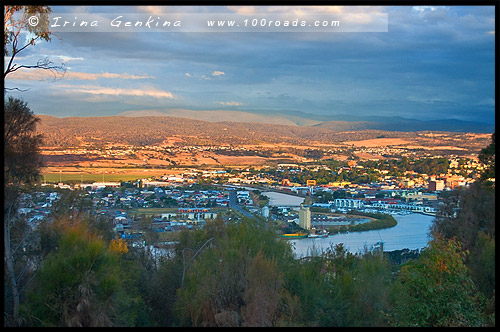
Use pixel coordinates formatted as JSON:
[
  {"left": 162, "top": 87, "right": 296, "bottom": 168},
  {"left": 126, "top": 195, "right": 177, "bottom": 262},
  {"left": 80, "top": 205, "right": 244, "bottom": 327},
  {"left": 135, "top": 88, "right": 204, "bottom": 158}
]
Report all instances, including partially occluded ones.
[
  {"left": 262, "top": 191, "right": 305, "bottom": 206},
  {"left": 290, "top": 213, "right": 435, "bottom": 257}
]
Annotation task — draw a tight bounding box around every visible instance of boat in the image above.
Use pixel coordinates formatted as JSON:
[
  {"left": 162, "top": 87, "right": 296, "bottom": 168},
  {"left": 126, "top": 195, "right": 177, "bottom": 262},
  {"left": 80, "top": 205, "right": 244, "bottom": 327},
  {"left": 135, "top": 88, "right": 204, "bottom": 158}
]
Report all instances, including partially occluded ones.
[
  {"left": 280, "top": 232, "right": 308, "bottom": 239},
  {"left": 308, "top": 230, "right": 329, "bottom": 238}
]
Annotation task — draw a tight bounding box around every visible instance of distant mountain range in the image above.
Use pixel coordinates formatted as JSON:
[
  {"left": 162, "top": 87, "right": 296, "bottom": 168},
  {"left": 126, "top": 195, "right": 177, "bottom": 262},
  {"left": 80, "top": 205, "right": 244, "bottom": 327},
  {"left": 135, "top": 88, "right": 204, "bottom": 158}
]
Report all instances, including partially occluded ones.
[
  {"left": 36, "top": 110, "right": 494, "bottom": 152},
  {"left": 116, "top": 108, "right": 494, "bottom": 133},
  {"left": 36, "top": 114, "right": 411, "bottom": 148}
]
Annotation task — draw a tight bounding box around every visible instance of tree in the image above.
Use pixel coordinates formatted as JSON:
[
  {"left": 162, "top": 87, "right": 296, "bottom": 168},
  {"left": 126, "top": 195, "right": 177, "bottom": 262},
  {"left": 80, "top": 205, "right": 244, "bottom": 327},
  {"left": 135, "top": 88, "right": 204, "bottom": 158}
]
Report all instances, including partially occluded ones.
[
  {"left": 4, "top": 97, "right": 43, "bottom": 188},
  {"left": 4, "top": 7, "right": 64, "bottom": 320},
  {"left": 22, "top": 221, "right": 149, "bottom": 326},
  {"left": 478, "top": 131, "right": 495, "bottom": 182},
  {"left": 431, "top": 180, "right": 495, "bottom": 323},
  {"left": 174, "top": 218, "right": 294, "bottom": 327},
  {"left": 390, "top": 234, "right": 485, "bottom": 327},
  {"left": 4, "top": 5, "right": 65, "bottom": 87},
  {"left": 4, "top": 97, "right": 44, "bottom": 325},
  {"left": 240, "top": 251, "right": 283, "bottom": 327}
]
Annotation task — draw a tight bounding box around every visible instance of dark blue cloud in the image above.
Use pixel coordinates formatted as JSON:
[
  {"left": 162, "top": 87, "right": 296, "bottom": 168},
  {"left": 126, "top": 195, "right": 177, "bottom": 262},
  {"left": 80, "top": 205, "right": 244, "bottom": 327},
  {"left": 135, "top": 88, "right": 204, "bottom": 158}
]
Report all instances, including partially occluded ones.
[{"left": 5, "top": 5, "right": 494, "bottom": 125}]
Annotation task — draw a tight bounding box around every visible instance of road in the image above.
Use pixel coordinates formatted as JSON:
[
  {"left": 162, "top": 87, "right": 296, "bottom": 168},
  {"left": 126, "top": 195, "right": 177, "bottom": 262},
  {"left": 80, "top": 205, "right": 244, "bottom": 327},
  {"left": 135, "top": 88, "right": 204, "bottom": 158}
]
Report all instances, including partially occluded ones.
[{"left": 228, "top": 189, "right": 258, "bottom": 220}]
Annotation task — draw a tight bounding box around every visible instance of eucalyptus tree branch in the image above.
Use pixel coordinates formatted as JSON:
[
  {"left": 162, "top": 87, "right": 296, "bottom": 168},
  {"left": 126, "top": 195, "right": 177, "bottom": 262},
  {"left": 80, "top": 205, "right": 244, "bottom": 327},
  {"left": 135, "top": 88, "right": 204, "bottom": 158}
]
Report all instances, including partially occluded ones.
[{"left": 181, "top": 237, "right": 215, "bottom": 288}]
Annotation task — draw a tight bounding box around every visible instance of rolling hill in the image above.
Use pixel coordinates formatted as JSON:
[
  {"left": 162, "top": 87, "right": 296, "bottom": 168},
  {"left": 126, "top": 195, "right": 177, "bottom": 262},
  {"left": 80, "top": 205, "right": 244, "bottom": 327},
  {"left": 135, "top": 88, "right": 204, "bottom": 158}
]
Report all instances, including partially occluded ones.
[
  {"left": 115, "top": 108, "right": 494, "bottom": 133},
  {"left": 36, "top": 114, "right": 412, "bottom": 148}
]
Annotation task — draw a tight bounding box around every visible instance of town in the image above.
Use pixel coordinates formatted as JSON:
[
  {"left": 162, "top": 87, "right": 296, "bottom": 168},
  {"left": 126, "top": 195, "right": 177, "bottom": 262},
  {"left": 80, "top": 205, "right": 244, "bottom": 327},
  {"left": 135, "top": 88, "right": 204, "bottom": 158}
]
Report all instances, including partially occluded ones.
[{"left": 21, "top": 150, "right": 490, "bottom": 245}]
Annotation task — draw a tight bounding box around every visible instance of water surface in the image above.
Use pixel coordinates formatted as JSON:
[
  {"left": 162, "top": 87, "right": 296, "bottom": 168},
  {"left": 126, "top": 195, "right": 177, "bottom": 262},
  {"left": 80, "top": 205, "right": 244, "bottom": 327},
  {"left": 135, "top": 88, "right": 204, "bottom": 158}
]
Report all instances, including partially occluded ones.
[{"left": 290, "top": 213, "right": 435, "bottom": 257}]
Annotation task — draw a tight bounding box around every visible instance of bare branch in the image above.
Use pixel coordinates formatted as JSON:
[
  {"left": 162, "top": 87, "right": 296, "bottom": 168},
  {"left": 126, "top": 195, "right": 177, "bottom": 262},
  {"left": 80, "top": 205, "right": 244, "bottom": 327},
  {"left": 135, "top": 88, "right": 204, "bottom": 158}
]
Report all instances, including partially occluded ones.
[
  {"left": 4, "top": 5, "right": 60, "bottom": 90},
  {"left": 181, "top": 237, "right": 215, "bottom": 288},
  {"left": 4, "top": 87, "right": 30, "bottom": 92}
]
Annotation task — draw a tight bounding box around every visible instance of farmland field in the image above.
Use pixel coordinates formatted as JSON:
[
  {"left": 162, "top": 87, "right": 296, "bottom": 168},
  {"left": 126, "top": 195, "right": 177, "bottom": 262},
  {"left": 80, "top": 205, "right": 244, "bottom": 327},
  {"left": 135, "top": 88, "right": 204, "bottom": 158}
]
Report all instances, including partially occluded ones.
[{"left": 41, "top": 166, "right": 172, "bottom": 183}]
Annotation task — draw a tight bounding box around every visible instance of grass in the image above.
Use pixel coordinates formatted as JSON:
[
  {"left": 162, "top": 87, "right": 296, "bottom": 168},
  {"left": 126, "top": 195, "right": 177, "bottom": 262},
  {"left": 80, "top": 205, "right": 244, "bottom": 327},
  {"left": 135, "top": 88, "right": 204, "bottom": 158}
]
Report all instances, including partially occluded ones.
[{"left": 40, "top": 166, "right": 172, "bottom": 184}]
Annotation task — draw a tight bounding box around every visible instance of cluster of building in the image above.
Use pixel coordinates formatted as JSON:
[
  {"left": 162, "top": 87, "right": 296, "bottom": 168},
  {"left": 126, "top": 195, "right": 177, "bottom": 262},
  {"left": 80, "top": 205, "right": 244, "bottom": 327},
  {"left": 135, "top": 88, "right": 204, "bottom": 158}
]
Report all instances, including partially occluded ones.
[
  {"left": 113, "top": 207, "right": 220, "bottom": 234},
  {"left": 83, "top": 186, "right": 230, "bottom": 210},
  {"left": 17, "top": 191, "right": 61, "bottom": 228},
  {"left": 278, "top": 173, "right": 474, "bottom": 196},
  {"left": 236, "top": 190, "right": 254, "bottom": 206},
  {"left": 29, "top": 151, "right": 490, "bottom": 239}
]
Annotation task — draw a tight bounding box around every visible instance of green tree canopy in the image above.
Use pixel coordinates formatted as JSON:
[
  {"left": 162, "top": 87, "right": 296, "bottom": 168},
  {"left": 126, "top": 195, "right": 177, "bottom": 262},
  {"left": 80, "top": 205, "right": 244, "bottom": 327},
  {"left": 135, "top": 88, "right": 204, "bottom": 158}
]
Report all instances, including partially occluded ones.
[
  {"left": 391, "top": 234, "right": 485, "bottom": 327},
  {"left": 22, "top": 221, "right": 149, "bottom": 327}
]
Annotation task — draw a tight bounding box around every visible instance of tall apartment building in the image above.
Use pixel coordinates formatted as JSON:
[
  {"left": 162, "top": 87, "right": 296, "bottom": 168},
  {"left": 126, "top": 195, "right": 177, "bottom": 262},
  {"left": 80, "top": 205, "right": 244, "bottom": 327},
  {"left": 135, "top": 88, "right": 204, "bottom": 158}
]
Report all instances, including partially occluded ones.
[
  {"left": 299, "top": 204, "right": 311, "bottom": 230},
  {"left": 428, "top": 180, "right": 445, "bottom": 191}
]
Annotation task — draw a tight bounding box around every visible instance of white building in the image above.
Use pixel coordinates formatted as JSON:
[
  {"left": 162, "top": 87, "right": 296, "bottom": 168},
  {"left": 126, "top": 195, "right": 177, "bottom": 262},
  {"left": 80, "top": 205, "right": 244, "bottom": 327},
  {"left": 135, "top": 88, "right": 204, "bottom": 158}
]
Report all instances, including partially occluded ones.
[
  {"left": 334, "top": 199, "right": 364, "bottom": 209},
  {"left": 143, "top": 180, "right": 171, "bottom": 187},
  {"left": 82, "top": 182, "right": 121, "bottom": 190},
  {"left": 299, "top": 205, "right": 311, "bottom": 230},
  {"left": 261, "top": 206, "right": 270, "bottom": 219}
]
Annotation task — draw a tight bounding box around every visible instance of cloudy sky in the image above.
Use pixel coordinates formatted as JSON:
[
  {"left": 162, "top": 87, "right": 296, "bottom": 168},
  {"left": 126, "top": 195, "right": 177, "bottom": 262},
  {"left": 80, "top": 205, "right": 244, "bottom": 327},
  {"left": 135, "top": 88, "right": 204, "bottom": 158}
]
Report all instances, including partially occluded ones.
[{"left": 4, "top": 5, "right": 495, "bottom": 124}]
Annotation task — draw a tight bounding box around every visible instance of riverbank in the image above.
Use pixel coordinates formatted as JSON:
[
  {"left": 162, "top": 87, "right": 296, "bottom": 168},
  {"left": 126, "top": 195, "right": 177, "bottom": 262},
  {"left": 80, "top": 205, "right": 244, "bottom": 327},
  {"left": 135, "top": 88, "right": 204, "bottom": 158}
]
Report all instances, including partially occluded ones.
[
  {"left": 291, "top": 213, "right": 435, "bottom": 256},
  {"left": 340, "top": 212, "right": 397, "bottom": 232},
  {"left": 311, "top": 211, "right": 397, "bottom": 235}
]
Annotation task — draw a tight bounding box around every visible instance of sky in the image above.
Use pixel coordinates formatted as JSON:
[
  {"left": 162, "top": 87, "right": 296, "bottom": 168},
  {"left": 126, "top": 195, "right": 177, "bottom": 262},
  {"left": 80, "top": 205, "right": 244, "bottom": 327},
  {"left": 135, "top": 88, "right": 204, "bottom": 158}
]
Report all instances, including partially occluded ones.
[{"left": 4, "top": 5, "right": 496, "bottom": 124}]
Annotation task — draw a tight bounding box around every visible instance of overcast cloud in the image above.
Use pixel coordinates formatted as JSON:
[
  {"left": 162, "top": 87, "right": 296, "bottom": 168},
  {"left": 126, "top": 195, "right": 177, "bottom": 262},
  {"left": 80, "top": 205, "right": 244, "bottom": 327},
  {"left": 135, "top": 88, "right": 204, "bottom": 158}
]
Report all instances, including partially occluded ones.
[{"left": 4, "top": 5, "right": 495, "bottom": 124}]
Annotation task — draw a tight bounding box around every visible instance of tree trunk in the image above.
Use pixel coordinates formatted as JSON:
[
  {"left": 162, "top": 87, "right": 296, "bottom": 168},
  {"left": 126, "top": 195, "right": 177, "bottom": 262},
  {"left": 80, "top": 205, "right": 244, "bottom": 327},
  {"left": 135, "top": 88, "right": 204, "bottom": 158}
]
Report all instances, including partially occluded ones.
[{"left": 4, "top": 220, "right": 20, "bottom": 325}]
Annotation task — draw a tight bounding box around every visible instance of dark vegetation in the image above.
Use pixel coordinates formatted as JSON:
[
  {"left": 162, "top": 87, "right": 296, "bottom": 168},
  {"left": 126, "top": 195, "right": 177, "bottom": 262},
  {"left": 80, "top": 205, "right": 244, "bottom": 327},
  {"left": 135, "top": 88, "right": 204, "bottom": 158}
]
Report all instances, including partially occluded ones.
[
  {"left": 322, "top": 212, "right": 397, "bottom": 235},
  {"left": 13, "top": 212, "right": 494, "bottom": 327},
  {"left": 344, "top": 212, "right": 397, "bottom": 233}
]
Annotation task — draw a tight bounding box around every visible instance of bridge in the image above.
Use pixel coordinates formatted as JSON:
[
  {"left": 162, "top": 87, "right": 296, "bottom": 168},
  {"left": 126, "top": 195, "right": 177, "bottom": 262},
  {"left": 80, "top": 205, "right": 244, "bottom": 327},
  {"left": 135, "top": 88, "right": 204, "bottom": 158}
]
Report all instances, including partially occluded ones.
[{"left": 220, "top": 184, "right": 308, "bottom": 198}]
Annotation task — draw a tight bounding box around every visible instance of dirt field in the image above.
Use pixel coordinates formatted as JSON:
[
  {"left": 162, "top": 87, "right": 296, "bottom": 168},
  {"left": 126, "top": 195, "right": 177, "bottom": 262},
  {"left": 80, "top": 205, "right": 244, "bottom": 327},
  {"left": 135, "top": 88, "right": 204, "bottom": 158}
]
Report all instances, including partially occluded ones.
[{"left": 343, "top": 138, "right": 412, "bottom": 147}]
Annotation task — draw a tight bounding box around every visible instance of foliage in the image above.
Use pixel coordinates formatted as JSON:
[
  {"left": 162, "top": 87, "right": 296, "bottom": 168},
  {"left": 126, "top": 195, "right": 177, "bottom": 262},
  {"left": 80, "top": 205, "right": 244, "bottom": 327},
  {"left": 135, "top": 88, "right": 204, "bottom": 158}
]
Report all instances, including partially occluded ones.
[
  {"left": 432, "top": 182, "right": 495, "bottom": 287},
  {"left": 362, "top": 156, "right": 450, "bottom": 177},
  {"left": 10, "top": 166, "right": 495, "bottom": 328},
  {"left": 347, "top": 214, "right": 397, "bottom": 232},
  {"left": 390, "top": 234, "right": 486, "bottom": 327},
  {"left": 327, "top": 212, "right": 397, "bottom": 234},
  {"left": 174, "top": 218, "right": 295, "bottom": 326},
  {"left": 478, "top": 131, "right": 495, "bottom": 181},
  {"left": 281, "top": 255, "right": 330, "bottom": 326},
  {"left": 313, "top": 189, "right": 347, "bottom": 203},
  {"left": 431, "top": 180, "right": 495, "bottom": 324},
  {"left": 13, "top": 207, "right": 494, "bottom": 327},
  {"left": 4, "top": 6, "right": 51, "bottom": 56},
  {"left": 4, "top": 97, "right": 44, "bottom": 190},
  {"left": 109, "top": 238, "right": 129, "bottom": 254},
  {"left": 3, "top": 212, "right": 43, "bottom": 326},
  {"left": 4, "top": 97, "right": 44, "bottom": 326},
  {"left": 347, "top": 218, "right": 395, "bottom": 232},
  {"left": 280, "top": 243, "right": 392, "bottom": 327},
  {"left": 21, "top": 221, "right": 148, "bottom": 327},
  {"left": 144, "top": 255, "right": 183, "bottom": 326},
  {"left": 4, "top": 5, "right": 65, "bottom": 82},
  {"left": 385, "top": 248, "right": 421, "bottom": 266}
]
